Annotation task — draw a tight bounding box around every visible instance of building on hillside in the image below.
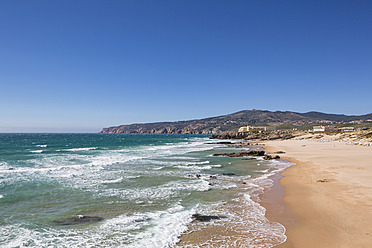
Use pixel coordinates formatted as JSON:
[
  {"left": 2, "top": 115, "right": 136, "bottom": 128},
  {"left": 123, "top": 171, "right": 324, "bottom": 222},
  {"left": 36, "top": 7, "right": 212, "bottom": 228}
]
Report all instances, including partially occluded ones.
[
  {"left": 350, "top": 120, "right": 362, "bottom": 124},
  {"left": 248, "top": 126, "right": 267, "bottom": 132},
  {"left": 238, "top": 126, "right": 267, "bottom": 133},
  {"left": 313, "top": 126, "right": 325, "bottom": 132},
  {"left": 238, "top": 126, "right": 248, "bottom": 132},
  {"left": 339, "top": 127, "right": 355, "bottom": 132}
]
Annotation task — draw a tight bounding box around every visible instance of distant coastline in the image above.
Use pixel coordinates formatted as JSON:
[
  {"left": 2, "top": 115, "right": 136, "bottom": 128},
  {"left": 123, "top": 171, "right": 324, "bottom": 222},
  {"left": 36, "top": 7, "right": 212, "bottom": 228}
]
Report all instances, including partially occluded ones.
[{"left": 101, "top": 109, "right": 372, "bottom": 134}]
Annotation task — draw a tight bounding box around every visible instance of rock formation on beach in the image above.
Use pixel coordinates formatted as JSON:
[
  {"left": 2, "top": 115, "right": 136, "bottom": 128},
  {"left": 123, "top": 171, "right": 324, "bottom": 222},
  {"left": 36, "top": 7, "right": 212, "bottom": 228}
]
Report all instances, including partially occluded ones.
[{"left": 213, "top": 151, "right": 266, "bottom": 157}]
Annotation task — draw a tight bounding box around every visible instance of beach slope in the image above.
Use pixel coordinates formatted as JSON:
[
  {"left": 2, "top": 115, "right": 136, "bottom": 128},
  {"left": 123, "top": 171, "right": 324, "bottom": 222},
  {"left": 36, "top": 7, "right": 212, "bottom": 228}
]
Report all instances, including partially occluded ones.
[{"left": 265, "top": 139, "right": 372, "bottom": 248}]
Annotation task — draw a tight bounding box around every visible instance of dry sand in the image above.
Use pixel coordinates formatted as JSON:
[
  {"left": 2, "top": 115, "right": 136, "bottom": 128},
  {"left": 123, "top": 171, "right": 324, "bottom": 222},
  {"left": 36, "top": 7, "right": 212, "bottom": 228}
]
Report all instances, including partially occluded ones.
[{"left": 264, "top": 139, "right": 372, "bottom": 248}]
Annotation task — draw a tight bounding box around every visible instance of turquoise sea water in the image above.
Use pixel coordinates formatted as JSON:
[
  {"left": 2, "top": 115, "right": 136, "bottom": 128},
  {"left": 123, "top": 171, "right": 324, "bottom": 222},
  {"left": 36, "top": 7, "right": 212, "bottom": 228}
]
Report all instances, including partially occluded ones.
[{"left": 0, "top": 134, "right": 287, "bottom": 247}]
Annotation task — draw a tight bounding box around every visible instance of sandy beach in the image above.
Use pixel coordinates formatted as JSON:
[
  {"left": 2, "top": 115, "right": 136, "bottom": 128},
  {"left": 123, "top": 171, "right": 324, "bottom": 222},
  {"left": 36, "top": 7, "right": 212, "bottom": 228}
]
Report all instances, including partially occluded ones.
[{"left": 264, "top": 138, "right": 372, "bottom": 248}]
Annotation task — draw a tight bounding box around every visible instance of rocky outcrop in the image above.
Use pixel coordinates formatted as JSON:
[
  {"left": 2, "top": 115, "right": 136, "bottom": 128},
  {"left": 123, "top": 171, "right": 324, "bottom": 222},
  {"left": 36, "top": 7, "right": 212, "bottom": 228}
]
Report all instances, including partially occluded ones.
[
  {"left": 205, "top": 141, "right": 234, "bottom": 145},
  {"left": 263, "top": 155, "right": 281, "bottom": 160},
  {"left": 54, "top": 216, "right": 104, "bottom": 225},
  {"left": 192, "top": 214, "right": 227, "bottom": 222},
  {"left": 209, "top": 132, "right": 249, "bottom": 139},
  {"left": 213, "top": 151, "right": 265, "bottom": 157},
  {"left": 211, "top": 131, "right": 296, "bottom": 140},
  {"left": 222, "top": 172, "right": 236, "bottom": 176}
]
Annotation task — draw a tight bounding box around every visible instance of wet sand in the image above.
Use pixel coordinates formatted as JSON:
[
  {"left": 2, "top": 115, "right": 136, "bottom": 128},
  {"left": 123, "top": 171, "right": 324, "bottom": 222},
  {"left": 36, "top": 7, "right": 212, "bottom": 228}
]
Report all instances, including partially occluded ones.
[
  {"left": 264, "top": 139, "right": 372, "bottom": 248},
  {"left": 260, "top": 170, "right": 296, "bottom": 248}
]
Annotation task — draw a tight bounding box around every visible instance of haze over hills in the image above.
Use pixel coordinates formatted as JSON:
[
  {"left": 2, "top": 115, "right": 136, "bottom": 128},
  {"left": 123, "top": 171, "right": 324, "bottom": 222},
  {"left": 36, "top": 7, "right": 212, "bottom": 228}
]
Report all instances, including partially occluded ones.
[{"left": 100, "top": 110, "right": 372, "bottom": 134}]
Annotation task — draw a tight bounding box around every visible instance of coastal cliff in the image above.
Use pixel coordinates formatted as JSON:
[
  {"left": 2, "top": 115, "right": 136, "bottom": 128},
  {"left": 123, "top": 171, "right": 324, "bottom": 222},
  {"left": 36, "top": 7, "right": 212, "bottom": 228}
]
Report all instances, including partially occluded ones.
[{"left": 101, "top": 124, "right": 218, "bottom": 134}]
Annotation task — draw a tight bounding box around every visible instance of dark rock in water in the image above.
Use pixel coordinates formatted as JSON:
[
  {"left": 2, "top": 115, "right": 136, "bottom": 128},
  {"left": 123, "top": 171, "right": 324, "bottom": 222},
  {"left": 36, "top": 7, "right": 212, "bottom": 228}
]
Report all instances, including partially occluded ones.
[
  {"left": 222, "top": 173, "right": 236, "bottom": 176},
  {"left": 192, "top": 214, "right": 227, "bottom": 222},
  {"left": 263, "top": 155, "right": 281, "bottom": 160},
  {"left": 54, "top": 215, "right": 104, "bottom": 225},
  {"left": 8, "top": 168, "right": 14, "bottom": 170},
  {"left": 134, "top": 217, "right": 151, "bottom": 223},
  {"left": 205, "top": 141, "right": 233, "bottom": 145},
  {"left": 263, "top": 155, "right": 273, "bottom": 160},
  {"left": 213, "top": 151, "right": 265, "bottom": 157}
]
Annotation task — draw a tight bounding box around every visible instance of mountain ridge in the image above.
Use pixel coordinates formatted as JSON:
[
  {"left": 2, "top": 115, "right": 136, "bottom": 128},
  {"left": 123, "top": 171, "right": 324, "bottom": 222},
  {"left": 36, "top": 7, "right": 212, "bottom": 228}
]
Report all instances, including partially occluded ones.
[{"left": 100, "top": 110, "right": 372, "bottom": 134}]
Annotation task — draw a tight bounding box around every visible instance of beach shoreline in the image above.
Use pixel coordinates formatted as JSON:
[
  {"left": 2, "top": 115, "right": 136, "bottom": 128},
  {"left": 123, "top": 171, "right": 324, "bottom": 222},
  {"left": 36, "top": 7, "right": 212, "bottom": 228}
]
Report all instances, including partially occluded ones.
[
  {"left": 260, "top": 167, "right": 296, "bottom": 248},
  {"left": 176, "top": 142, "right": 290, "bottom": 247},
  {"left": 264, "top": 138, "right": 372, "bottom": 248}
]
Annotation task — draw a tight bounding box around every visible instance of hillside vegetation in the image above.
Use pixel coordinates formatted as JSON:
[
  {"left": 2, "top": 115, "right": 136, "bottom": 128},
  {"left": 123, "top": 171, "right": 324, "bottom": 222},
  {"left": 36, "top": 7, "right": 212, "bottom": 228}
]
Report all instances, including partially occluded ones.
[{"left": 101, "top": 110, "right": 372, "bottom": 134}]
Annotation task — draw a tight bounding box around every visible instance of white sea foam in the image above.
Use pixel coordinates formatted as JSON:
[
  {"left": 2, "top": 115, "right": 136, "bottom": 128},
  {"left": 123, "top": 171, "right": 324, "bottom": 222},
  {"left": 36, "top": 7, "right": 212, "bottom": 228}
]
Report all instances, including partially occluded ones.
[
  {"left": 210, "top": 181, "right": 238, "bottom": 190},
  {"left": 1, "top": 136, "right": 290, "bottom": 247},
  {"left": 89, "top": 153, "right": 142, "bottom": 167},
  {"left": 141, "top": 141, "right": 212, "bottom": 156},
  {"left": 101, "top": 178, "right": 210, "bottom": 201},
  {"left": 244, "top": 182, "right": 260, "bottom": 188},
  {"left": 141, "top": 159, "right": 209, "bottom": 167},
  {"left": 30, "top": 150, "right": 43, "bottom": 153},
  {"left": 175, "top": 165, "right": 213, "bottom": 170},
  {"left": 0, "top": 195, "right": 3, "bottom": 199},
  {"left": 169, "top": 156, "right": 197, "bottom": 160},
  {"left": 2, "top": 145, "right": 188, "bottom": 192},
  {"left": 36, "top": 144, "right": 47, "bottom": 147},
  {"left": 130, "top": 204, "right": 195, "bottom": 248},
  {"left": 0, "top": 203, "right": 195, "bottom": 248},
  {"left": 65, "top": 147, "right": 98, "bottom": 152},
  {"left": 196, "top": 161, "right": 210, "bottom": 165},
  {"left": 179, "top": 159, "right": 291, "bottom": 247},
  {"left": 100, "top": 177, "right": 123, "bottom": 184}
]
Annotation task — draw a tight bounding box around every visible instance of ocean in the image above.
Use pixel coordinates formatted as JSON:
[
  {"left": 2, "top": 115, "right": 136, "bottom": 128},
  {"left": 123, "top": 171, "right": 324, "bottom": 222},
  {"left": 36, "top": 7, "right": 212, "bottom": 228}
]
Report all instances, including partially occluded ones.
[{"left": 0, "top": 133, "right": 288, "bottom": 247}]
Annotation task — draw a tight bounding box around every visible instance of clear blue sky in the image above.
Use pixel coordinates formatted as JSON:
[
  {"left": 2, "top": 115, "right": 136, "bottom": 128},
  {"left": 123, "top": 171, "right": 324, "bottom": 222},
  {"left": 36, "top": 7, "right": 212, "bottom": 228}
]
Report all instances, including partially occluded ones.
[{"left": 1, "top": 0, "right": 371, "bottom": 132}]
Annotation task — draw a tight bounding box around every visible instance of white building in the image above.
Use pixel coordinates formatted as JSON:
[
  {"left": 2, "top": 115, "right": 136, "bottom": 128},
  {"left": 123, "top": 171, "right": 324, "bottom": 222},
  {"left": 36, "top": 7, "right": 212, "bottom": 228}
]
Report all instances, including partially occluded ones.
[
  {"left": 238, "top": 126, "right": 267, "bottom": 133},
  {"left": 313, "top": 126, "right": 325, "bottom": 132}
]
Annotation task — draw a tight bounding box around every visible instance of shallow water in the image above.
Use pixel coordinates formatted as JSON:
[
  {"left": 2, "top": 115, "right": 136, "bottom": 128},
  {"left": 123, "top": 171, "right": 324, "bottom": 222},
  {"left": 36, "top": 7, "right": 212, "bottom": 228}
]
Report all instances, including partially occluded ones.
[{"left": 0, "top": 134, "right": 287, "bottom": 247}]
